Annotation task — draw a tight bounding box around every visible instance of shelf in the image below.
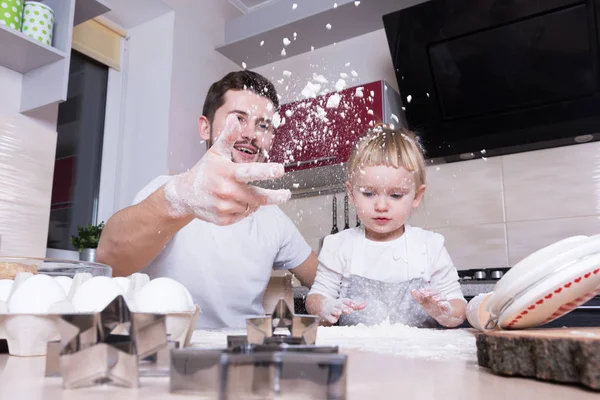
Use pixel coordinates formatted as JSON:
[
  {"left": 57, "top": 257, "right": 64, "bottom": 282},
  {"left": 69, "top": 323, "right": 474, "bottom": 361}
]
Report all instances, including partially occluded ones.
[
  {"left": 0, "top": 23, "right": 66, "bottom": 74},
  {"left": 73, "top": 0, "right": 110, "bottom": 26}
]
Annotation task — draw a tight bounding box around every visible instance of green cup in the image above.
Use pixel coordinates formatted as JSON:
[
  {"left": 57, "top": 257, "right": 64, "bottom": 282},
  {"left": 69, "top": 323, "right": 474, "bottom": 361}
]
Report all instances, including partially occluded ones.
[
  {"left": 21, "top": 1, "right": 54, "bottom": 46},
  {"left": 0, "top": 0, "right": 24, "bottom": 32}
]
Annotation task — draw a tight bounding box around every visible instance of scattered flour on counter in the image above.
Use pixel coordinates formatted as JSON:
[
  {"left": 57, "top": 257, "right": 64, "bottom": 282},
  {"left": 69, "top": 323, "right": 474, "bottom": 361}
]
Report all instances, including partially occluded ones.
[
  {"left": 190, "top": 321, "right": 477, "bottom": 362},
  {"left": 316, "top": 320, "right": 477, "bottom": 361}
]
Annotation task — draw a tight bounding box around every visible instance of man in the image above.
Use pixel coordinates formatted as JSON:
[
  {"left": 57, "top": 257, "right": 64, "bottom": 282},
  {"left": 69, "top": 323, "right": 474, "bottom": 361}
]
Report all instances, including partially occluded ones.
[{"left": 97, "top": 71, "right": 318, "bottom": 329}]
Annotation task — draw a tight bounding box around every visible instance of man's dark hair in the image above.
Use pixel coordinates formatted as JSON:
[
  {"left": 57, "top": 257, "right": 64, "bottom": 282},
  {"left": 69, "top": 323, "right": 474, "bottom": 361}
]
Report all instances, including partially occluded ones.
[{"left": 202, "top": 71, "right": 279, "bottom": 125}]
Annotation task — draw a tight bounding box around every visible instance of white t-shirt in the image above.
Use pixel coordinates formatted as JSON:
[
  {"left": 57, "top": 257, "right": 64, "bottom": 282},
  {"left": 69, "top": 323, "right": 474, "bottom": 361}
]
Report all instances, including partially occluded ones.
[
  {"left": 309, "top": 225, "right": 465, "bottom": 302},
  {"left": 132, "top": 176, "right": 312, "bottom": 329}
]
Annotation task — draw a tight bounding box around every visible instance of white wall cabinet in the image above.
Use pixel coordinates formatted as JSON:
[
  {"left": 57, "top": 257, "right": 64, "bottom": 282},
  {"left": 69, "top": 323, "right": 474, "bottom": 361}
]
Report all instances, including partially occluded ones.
[{"left": 0, "top": 0, "right": 110, "bottom": 112}]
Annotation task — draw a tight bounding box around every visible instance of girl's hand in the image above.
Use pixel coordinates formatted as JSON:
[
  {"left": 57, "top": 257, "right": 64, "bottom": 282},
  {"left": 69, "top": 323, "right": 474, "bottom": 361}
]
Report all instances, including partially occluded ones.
[
  {"left": 319, "top": 298, "right": 367, "bottom": 324},
  {"left": 411, "top": 288, "right": 464, "bottom": 327}
]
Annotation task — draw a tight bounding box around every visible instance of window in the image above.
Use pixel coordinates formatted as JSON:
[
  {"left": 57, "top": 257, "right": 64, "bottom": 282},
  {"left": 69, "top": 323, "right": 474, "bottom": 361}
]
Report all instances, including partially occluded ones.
[{"left": 47, "top": 50, "right": 109, "bottom": 250}]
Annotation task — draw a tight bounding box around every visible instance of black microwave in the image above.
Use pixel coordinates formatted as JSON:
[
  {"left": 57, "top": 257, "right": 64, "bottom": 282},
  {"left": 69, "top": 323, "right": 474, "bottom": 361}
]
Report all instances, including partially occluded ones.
[{"left": 383, "top": 0, "right": 600, "bottom": 161}]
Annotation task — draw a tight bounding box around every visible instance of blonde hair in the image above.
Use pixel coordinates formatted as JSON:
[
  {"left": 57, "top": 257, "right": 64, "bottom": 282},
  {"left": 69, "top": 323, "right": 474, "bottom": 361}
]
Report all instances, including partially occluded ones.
[{"left": 347, "top": 124, "right": 426, "bottom": 187}]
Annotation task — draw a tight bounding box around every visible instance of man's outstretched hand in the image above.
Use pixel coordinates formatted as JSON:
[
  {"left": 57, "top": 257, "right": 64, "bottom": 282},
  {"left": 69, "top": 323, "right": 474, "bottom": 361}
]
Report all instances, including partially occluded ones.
[{"left": 164, "top": 114, "right": 291, "bottom": 225}]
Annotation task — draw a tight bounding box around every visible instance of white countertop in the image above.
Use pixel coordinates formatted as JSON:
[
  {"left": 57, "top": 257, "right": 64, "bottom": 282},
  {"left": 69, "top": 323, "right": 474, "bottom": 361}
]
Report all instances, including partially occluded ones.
[{"left": 0, "top": 327, "right": 597, "bottom": 399}]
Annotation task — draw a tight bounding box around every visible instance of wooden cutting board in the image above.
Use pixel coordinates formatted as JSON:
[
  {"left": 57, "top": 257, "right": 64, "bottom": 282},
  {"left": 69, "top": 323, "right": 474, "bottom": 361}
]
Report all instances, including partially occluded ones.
[{"left": 476, "top": 327, "right": 600, "bottom": 390}]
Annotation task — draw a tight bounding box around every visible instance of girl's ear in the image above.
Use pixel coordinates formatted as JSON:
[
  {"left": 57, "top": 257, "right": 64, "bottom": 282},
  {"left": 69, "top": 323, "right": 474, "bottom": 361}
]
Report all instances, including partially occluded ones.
[{"left": 412, "top": 184, "right": 426, "bottom": 208}]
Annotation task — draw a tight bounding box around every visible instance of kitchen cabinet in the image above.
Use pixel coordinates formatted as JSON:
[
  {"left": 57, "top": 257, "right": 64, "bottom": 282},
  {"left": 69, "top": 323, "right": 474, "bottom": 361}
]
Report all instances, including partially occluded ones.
[
  {"left": 0, "top": 0, "right": 110, "bottom": 112},
  {"left": 258, "top": 80, "right": 405, "bottom": 197},
  {"left": 269, "top": 80, "right": 404, "bottom": 172}
]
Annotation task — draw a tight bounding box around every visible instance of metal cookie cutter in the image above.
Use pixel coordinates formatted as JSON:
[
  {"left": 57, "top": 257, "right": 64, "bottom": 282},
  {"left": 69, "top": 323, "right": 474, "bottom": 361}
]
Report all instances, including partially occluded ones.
[
  {"left": 246, "top": 298, "right": 319, "bottom": 345},
  {"left": 44, "top": 295, "right": 168, "bottom": 389},
  {"left": 169, "top": 299, "right": 348, "bottom": 399}
]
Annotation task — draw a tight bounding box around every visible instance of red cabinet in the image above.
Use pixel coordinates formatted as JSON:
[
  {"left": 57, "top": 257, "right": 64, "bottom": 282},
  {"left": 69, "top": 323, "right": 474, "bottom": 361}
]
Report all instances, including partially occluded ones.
[{"left": 269, "top": 81, "right": 388, "bottom": 172}]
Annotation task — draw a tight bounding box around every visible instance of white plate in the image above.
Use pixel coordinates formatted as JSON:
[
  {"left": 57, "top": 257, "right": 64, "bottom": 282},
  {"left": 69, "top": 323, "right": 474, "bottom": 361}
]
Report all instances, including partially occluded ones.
[
  {"left": 497, "top": 251, "right": 600, "bottom": 329},
  {"left": 487, "top": 235, "right": 600, "bottom": 317}
]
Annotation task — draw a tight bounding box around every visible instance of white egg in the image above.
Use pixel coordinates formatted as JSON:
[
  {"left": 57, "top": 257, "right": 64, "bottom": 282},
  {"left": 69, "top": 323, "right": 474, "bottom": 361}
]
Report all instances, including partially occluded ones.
[
  {"left": 113, "top": 277, "right": 131, "bottom": 293},
  {"left": 71, "top": 276, "right": 126, "bottom": 312},
  {"left": 0, "top": 279, "right": 14, "bottom": 302},
  {"left": 53, "top": 276, "right": 73, "bottom": 296},
  {"left": 8, "top": 274, "right": 67, "bottom": 314},
  {"left": 136, "top": 278, "right": 193, "bottom": 313}
]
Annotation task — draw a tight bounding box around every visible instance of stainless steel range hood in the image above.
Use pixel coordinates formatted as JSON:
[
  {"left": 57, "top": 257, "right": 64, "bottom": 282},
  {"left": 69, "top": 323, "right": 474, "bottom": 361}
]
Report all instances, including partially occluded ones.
[{"left": 255, "top": 163, "right": 348, "bottom": 199}]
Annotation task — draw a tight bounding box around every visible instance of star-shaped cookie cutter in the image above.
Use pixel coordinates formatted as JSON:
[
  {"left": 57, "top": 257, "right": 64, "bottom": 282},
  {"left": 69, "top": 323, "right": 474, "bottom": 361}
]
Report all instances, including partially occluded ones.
[
  {"left": 44, "top": 295, "right": 168, "bottom": 389},
  {"left": 245, "top": 298, "right": 319, "bottom": 345},
  {"left": 169, "top": 298, "right": 347, "bottom": 399}
]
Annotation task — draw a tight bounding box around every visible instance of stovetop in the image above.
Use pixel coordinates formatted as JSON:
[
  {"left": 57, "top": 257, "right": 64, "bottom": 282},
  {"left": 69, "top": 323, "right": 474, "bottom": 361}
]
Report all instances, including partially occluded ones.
[{"left": 458, "top": 267, "right": 511, "bottom": 283}]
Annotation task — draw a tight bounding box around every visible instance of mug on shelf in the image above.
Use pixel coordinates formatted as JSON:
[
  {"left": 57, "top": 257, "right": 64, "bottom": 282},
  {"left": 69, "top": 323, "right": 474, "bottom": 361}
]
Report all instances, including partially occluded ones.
[
  {"left": 21, "top": 1, "right": 54, "bottom": 46},
  {"left": 0, "top": 0, "right": 24, "bottom": 32}
]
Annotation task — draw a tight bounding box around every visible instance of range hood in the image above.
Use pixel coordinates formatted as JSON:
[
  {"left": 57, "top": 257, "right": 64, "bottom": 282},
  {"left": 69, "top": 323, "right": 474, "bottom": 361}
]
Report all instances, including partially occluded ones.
[{"left": 256, "top": 163, "right": 348, "bottom": 199}]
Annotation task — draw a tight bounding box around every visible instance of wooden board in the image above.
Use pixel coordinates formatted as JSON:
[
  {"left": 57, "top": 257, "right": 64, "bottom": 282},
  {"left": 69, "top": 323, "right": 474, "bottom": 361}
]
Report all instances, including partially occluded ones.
[{"left": 476, "top": 328, "right": 600, "bottom": 390}]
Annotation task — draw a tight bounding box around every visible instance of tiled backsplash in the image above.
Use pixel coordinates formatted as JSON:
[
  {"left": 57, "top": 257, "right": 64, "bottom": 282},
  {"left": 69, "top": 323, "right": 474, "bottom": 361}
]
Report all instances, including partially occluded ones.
[{"left": 278, "top": 141, "right": 600, "bottom": 270}]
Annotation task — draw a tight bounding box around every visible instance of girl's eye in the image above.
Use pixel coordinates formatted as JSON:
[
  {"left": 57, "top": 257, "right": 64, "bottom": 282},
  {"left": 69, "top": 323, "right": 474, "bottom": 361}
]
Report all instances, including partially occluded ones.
[
  {"left": 237, "top": 115, "right": 246, "bottom": 123},
  {"left": 391, "top": 194, "right": 405, "bottom": 199},
  {"left": 361, "top": 192, "right": 374, "bottom": 197}
]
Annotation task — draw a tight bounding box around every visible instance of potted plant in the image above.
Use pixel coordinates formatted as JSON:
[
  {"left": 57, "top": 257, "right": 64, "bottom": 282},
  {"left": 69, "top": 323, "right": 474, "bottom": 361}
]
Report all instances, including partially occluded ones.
[{"left": 71, "top": 222, "right": 104, "bottom": 262}]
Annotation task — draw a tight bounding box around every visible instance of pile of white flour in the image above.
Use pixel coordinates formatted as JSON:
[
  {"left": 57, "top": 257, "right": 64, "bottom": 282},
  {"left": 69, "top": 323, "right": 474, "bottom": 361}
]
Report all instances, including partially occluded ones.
[
  {"left": 191, "top": 320, "right": 477, "bottom": 362},
  {"left": 315, "top": 320, "right": 477, "bottom": 361}
]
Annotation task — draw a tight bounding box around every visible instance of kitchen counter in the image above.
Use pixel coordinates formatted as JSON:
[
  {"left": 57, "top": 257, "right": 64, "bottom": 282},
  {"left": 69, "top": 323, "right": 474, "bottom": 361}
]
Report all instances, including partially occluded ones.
[
  {"left": 293, "top": 282, "right": 497, "bottom": 299},
  {"left": 0, "top": 328, "right": 597, "bottom": 399}
]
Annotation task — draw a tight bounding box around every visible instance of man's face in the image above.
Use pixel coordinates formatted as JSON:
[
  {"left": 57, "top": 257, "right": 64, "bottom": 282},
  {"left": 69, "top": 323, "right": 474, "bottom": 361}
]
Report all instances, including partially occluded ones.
[{"left": 204, "top": 90, "right": 276, "bottom": 164}]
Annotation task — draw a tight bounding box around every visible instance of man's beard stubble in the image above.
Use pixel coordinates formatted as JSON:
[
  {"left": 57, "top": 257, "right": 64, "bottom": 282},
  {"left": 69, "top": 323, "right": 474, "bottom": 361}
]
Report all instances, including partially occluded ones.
[{"left": 209, "top": 127, "right": 266, "bottom": 163}]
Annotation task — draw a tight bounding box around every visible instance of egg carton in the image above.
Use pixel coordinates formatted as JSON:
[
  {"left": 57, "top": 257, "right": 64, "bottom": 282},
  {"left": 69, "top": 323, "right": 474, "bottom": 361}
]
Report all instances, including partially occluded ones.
[{"left": 0, "top": 272, "right": 200, "bottom": 357}]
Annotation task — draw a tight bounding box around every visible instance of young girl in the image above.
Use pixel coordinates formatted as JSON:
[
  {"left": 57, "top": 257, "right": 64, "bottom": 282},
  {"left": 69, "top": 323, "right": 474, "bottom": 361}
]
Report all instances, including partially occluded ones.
[{"left": 305, "top": 125, "right": 467, "bottom": 328}]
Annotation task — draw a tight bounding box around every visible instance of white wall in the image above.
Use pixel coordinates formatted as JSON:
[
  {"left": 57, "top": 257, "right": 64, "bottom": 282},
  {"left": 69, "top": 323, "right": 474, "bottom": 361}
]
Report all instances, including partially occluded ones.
[
  {"left": 254, "top": 29, "right": 398, "bottom": 104},
  {"left": 164, "top": 0, "right": 240, "bottom": 174},
  {"left": 110, "top": 12, "right": 175, "bottom": 212},
  {"left": 0, "top": 66, "right": 23, "bottom": 112},
  {"left": 0, "top": 66, "right": 58, "bottom": 258},
  {"left": 102, "top": 0, "right": 242, "bottom": 216}
]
